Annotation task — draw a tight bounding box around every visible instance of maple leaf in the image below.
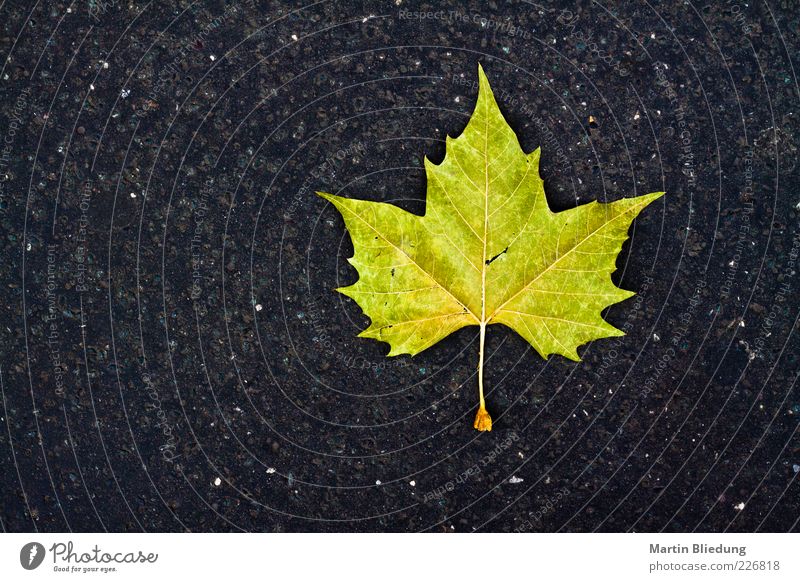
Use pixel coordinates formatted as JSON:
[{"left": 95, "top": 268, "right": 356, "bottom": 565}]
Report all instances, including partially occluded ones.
[{"left": 317, "top": 64, "right": 663, "bottom": 431}]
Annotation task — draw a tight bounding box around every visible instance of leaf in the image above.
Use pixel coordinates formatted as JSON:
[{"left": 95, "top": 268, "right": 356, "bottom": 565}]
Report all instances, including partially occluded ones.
[{"left": 317, "top": 64, "right": 663, "bottom": 431}]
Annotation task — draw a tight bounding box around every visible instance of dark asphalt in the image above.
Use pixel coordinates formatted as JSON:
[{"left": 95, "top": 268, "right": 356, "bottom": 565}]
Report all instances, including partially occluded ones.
[{"left": 0, "top": 0, "right": 798, "bottom": 532}]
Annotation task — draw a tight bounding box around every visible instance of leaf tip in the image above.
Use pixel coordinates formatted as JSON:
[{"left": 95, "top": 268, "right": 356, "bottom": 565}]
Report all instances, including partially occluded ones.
[
  {"left": 316, "top": 191, "right": 339, "bottom": 206},
  {"left": 642, "top": 191, "right": 666, "bottom": 205},
  {"left": 528, "top": 147, "right": 542, "bottom": 171},
  {"left": 335, "top": 284, "right": 357, "bottom": 300},
  {"left": 477, "top": 62, "right": 493, "bottom": 94}
]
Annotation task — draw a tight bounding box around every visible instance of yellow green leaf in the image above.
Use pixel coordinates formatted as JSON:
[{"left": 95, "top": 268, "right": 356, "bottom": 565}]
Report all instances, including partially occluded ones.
[{"left": 317, "top": 64, "right": 663, "bottom": 431}]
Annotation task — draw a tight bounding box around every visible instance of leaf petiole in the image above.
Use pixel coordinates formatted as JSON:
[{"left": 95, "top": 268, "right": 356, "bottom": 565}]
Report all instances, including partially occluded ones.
[{"left": 474, "top": 322, "right": 493, "bottom": 431}]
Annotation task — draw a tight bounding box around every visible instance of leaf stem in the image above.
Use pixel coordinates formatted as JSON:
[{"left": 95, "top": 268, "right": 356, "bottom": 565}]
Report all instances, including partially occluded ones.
[
  {"left": 474, "top": 322, "right": 492, "bottom": 431},
  {"left": 478, "top": 322, "right": 486, "bottom": 408}
]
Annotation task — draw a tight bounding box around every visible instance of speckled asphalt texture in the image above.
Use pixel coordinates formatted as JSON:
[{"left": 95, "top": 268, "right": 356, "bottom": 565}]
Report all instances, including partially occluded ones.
[{"left": 0, "top": 0, "right": 798, "bottom": 533}]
